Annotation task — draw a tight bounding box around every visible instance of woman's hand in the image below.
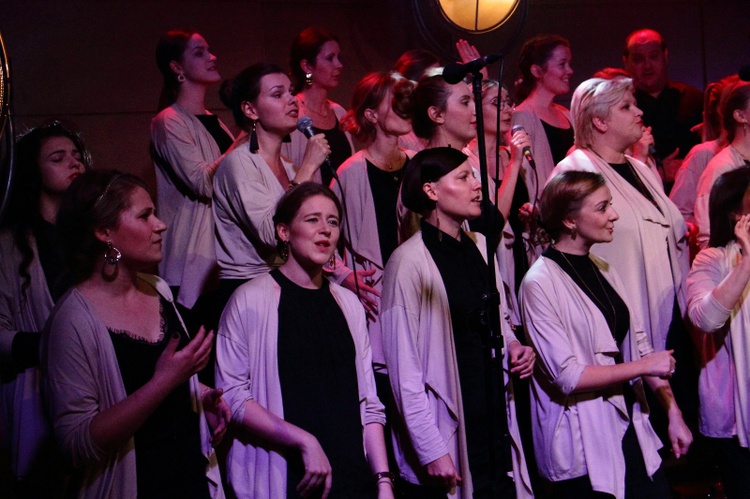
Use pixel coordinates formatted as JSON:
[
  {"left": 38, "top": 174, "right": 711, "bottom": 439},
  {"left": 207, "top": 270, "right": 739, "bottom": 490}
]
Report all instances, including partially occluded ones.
[
  {"left": 296, "top": 434, "right": 333, "bottom": 498},
  {"left": 518, "top": 202, "right": 538, "bottom": 225},
  {"left": 455, "top": 39, "right": 488, "bottom": 80},
  {"left": 508, "top": 129, "right": 532, "bottom": 168},
  {"left": 735, "top": 214, "right": 750, "bottom": 257},
  {"left": 297, "top": 133, "right": 331, "bottom": 182},
  {"left": 667, "top": 409, "right": 693, "bottom": 458},
  {"left": 640, "top": 349, "right": 676, "bottom": 378},
  {"left": 341, "top": 268, "right": 381, "bottom": 316},
  {"left": 201, "top": 387, "right": 231, "bottom": 447},
  {"left": 508, "top": 341, "right": 535, "bottom": 378},
  {"left": 153, "top": 327, "right": 213, "bottom": 391},
  {"left": 631, "top": 125, "right": 654, "bottom": 164},
  {"left": 425, "top": 453, "right": 462, "bottom": 492}
]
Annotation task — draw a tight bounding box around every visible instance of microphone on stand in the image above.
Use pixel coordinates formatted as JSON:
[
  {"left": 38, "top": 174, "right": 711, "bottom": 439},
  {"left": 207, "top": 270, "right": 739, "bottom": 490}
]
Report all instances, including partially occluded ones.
[
  {"left": 510, "top": 125, "right": 536, "bottom": 170},
  {"left": 296, "top": 116, "right": 338, "bottom": 181},
  {"left": 442, "top": 53, "right": 503, "bottom": 84}
]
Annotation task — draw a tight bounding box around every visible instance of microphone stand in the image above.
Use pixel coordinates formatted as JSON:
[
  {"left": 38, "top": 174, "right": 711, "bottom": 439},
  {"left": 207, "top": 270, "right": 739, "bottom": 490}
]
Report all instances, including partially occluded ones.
[{"left": 469, "top": 65, "right": 513, "bottom": 483}]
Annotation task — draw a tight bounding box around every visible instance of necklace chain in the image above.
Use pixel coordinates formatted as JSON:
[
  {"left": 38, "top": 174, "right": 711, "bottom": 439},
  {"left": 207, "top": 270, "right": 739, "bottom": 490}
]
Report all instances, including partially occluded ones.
[{"left": 557, "top": 248, "right": 617, "bottom": 333}]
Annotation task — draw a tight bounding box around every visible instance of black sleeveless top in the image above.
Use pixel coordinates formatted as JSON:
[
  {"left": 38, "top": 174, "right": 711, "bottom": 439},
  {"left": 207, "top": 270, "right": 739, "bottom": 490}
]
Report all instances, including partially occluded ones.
[{"left": 108, "top": 296, "right": 210, "bottom": 499}]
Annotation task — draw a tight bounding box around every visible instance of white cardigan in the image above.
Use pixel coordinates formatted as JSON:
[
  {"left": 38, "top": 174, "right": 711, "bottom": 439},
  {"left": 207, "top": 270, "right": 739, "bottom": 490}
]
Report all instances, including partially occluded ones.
[
  {"left": 381, "top": 231, "right": 533, "bottom": 499},
  {"left": 215, "top": 273, "right": 385, "bottom": 499},
  {"left": 150, "top": 103, "right": 232, "bottom": 308},
  {"left": 687, "top": 242, "right": 750, "bottom": 446},
  {"left": 520, "top": 254, "right": 662, "bottom": 499}
]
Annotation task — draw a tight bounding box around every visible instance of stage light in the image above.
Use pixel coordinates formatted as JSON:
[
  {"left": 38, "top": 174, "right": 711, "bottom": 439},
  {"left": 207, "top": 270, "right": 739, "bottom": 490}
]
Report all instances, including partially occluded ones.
[{"left": 436, "top": 0, "right": 520, "bottom": 33}]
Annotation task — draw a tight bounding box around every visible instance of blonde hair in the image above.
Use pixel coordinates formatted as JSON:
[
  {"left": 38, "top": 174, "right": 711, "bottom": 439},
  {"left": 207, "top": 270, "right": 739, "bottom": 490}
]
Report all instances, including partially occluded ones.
[{"left": 571, "top": 76, "right": 634, "bottom": 149}]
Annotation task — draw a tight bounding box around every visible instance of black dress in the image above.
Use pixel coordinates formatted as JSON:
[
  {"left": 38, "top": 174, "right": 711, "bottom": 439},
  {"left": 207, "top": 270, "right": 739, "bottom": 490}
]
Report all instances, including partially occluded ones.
[
  {"left": 272, "top": 269, "right": 375, "bottom": 499},
  {"left": 313, "top": 118, "right": 353, "bottom": 187},
  {"left": 108, "top": 296, "right": 210, "bottom": 499}
]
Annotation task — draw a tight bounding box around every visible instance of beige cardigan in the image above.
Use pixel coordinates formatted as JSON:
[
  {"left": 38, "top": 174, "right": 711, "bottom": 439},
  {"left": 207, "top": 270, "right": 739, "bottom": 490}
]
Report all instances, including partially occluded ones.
[
  {"left": 381, "top": 231, "right": 533, "bottom": 499},
  {"left": 520, "top": 254, "right": 662, "bottom": 499},
  {"left": 42, "top": 274, "right": 223, "bottom": 499}
]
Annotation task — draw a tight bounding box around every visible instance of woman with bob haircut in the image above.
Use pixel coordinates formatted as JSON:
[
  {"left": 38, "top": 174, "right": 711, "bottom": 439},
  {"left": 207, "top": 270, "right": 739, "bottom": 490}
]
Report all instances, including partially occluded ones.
[
  {"left": 520, "top": 170, "right": 690, "bottom": 498},
  {"left": 550, "top": 76, "right": 690, "bottom": 358},
  {"left": 381, "top": 147, "right": 535, "bottom": 498},
  {"left": 692, "top": 81, "right": 750, "bottom": 248},
  {"left": 43, "top": 170, "right": 230, "bottom": 498},
  {"left": 151, "top": 29, "right": 246, "bottom": 330},
  {"left": 212, "top": 62, "right": 330, "bottom": 304},
  {"left": 687, "top": 167, "right": 750, "bottom": 498},
  {"left": 284, "top": 27, "right": 354, "bottom": 187},
  {"left": 215, "top": 182, "right": 393, "bottom": 499},
  {"left": 0, "top": 121, "right": 89, "bottom": 496}
]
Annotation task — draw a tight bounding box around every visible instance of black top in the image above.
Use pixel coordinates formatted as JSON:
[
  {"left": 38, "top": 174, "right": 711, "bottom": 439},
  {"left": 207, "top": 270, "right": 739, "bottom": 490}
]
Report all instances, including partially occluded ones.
[
  {"left": 314, "top": 118, "right": 353, "bottom": 187},
  {"left": 491, "top": 152, "right": 533, "bottom": 293},
  {"left": 272, "top": 269, "right": 374, "bottom": 499},
  {"left": 541, "top": 120, "right": 575, "bottom": 166},
  {"left": 543, "top": 247, "right": 630, "bottom": 347},
  {"left": 366, "top": 159, "right": 406, "bottom": 265},
  {"left": 543, "top": 246, "right": 635, "bottom": 409},
  {"left": 609, "top": 160, "right": 661, "bottom": 213},
  {"left": 108, "top": 296, "right": 210, "bottom": 499},
  {"left": 421, "top": 220, "right": 514, "bottom": 497},
  {"left": 635, "top": 82, "right": 703, "bottom": 161},
  {"left": 195, "top": 114, "right": 234, "bottom": 154},
  {"left": 31, "top": 215, "right": 72, "bottom": 302}
]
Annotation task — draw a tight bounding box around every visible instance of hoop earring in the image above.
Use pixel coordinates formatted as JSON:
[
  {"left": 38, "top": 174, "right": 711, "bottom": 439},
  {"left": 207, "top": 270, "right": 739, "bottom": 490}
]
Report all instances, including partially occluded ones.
[
  {"left": 279, "top": 240, "right": 289, "bottom": 261},
  {"left": 305, "top": 72, "right": 313, "bottom": 86},
  {"left": 328, "top": 253, "right": 336, "bottom": 270},
  {"left": 177, "top": 73, "right": 186, "bottom": 83},
  {"left": 104, "top": 241, "right": 121, "bottom": 265},
  {"left": 250, "top": 121, "right": 259, "bottom": 153}
]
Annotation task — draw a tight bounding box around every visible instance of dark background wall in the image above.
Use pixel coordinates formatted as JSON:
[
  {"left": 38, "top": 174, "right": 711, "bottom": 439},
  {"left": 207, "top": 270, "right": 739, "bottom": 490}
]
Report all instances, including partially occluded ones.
[{"left": 1, "top": 0, "right": 748, "bottom": 192}]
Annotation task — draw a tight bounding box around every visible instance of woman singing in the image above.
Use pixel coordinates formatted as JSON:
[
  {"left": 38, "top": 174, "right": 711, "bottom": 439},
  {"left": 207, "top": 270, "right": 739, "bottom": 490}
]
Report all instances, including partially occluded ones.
[
  {"left": 215, "top": 183, "right": 392, "bottom": 499},
  {"left": 381, "top": 147, "right": 535, "bottom": 498},
  {"left": 286, "top": 27, "right": 354, "bottom": 187}
]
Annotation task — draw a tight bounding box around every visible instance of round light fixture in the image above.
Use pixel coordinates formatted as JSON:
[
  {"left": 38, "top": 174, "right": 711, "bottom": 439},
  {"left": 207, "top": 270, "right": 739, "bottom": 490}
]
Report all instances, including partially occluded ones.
[{"left": 436, "top": 0, "right": 520, "bottom": 33}]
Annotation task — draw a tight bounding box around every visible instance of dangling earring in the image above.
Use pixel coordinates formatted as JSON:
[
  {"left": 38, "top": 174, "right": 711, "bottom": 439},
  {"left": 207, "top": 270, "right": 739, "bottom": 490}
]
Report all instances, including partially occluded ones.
[
  {"left": 104, "top": 241, "right": 121, "bottom": 265},
  {"left": 570, "top": 226, "right": 578, "bottom": 240},
  {"left": 279, "top": 240, "right": 289, "bottom": 260},
  {"left": 328, "top": 253, "right": 336, "bottom": 270},
  {"left": 744, "top": 123, "right": 748, "bottom": 136},
  {"left": 436, "top": 212, "right": 442, "bottom": 242},
  {"left": 250, "top": 121, "right": 259, "bottom": 153},
  {"left": 177, "top": 73, "right": 186, "bottom": 83},
  {"left": 305, "top": 72, "right": 313, "bottom": 86}
]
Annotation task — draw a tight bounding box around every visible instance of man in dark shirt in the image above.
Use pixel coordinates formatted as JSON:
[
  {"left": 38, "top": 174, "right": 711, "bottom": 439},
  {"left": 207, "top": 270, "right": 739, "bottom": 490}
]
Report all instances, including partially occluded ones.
[{"left": 623, "top": 29, "right": 703, "bottom": 189}]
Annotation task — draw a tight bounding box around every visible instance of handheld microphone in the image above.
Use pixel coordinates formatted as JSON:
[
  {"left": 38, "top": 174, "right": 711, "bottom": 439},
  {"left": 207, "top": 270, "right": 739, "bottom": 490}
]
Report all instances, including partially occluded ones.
[
  {"left": 296, "top": 116, "right": 338, "bottom": 181},
  {"left": 511, "top": 125, "right": 536, "bottom": 170},
  {"left": 442, "top": 53, "right": 503, "bottom": 85}
]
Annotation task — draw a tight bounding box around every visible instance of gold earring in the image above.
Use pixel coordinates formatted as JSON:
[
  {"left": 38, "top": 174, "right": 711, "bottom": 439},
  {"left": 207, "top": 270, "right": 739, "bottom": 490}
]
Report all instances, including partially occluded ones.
[{"left": 305, "top": 72, "right": 313, "bottom": 86}]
